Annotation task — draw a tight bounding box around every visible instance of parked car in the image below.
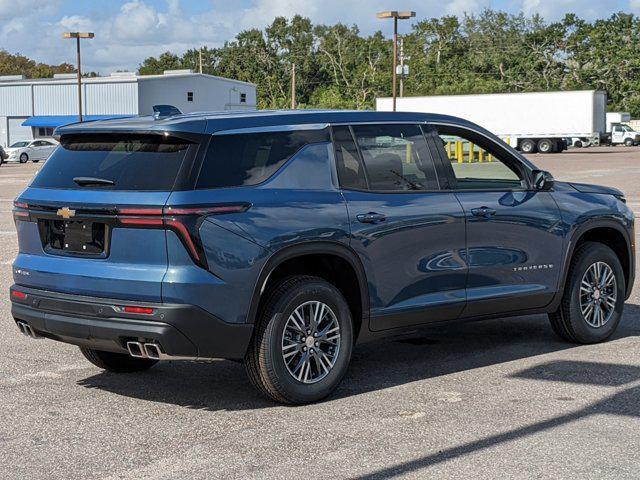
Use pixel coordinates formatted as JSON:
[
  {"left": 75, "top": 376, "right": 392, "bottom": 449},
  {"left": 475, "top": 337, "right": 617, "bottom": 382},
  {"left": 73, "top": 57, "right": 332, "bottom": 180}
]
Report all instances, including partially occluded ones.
[
  {"left": 10, "top": 110, "right": 635, "bottom": 404},
  {"left": 4, "top": 139, "right": 58, "bottom": 164},
  {"left": 570, "top": 137, "right": 592, "bottom": 148},
  {"left": 0, "top": 144, "right": 7, "bottom": 164}
]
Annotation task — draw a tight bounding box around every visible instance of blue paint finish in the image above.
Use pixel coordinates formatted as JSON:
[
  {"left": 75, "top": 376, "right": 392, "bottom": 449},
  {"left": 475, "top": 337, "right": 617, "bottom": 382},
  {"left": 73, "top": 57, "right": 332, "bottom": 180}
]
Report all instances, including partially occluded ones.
[
  {"left": 343, "top": 190, "right": 467, "bottom": 330},
  {"left": 455, "top": 190, "right": 565, "bottom": 316},
  {"left": 20, "top": 187, "right": 172, "bottom": 208},
  {"left": 162, "top": 229, "right": 268, "bottom": 323},
  {"left": 162, "top": 140, "right": 349, "bottom": 323},
  {"left": 22, "top": 115, "right": 132, "bottom": 128},
  {"left": 166, "top": 139, "right": 350, "bottom": 254},
  {"left": 14, "top": 227, "right": 168, "bottom": 301},
  {"left": 13, "top": 109, "right": 636, "bottom": 358},
  {"left": 14, "top": 188, "right": 174, "bottom": 301}
]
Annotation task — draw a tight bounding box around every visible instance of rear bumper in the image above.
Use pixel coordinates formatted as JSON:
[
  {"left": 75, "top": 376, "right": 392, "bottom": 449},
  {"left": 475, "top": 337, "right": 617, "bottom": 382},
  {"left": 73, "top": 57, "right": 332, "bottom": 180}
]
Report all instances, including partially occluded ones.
[{"left": 10, "top": 285, "right": 253, "bottom": 360}]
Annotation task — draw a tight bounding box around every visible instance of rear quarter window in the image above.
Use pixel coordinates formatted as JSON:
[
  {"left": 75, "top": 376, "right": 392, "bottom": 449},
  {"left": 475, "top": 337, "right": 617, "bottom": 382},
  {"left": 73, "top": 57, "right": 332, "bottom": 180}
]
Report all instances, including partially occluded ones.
[
  {"left": 30, "top": 135, "right": 191, "bottom": 191},
  {"left": 196, "top": 129, "right": 330, "bottom": 189}
]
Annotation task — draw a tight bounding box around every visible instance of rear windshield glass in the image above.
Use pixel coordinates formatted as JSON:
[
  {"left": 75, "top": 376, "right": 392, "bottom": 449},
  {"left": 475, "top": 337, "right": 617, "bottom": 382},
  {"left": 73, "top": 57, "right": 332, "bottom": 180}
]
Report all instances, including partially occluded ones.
[
  {"left": 30, "top": 135, "right": 190, "bottom": 191},
  {"left": 197, "top": 129, "right": 329, "bottom": 189}
]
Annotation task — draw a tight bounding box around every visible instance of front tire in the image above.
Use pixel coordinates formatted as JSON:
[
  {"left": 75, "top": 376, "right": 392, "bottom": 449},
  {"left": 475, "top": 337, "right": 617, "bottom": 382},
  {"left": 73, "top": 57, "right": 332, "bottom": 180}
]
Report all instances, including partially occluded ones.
[
  {"left": 245, "top": 276, "right": 353, "bottom": 404},
  {"left": 79, "top": 346, "right": 158, "bottom": 373},
  {"left": 19, "top": 153, "right": 28, "bottom": 163},
  {"left": 549, "top": 242, "right": 625, "bottom": 344}
]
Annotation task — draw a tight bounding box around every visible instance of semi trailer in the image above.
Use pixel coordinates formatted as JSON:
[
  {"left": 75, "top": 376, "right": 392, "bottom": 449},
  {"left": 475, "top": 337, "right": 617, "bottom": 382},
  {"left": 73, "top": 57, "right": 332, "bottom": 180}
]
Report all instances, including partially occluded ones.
[{"left": 377, "top": 90, "right": 607, "bottom": 154}]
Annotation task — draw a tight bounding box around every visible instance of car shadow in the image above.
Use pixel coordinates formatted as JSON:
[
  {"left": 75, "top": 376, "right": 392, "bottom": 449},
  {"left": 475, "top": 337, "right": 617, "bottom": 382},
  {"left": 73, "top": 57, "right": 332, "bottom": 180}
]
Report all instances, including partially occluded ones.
[{"left": 77, "top": 304, "right": 640, "bottom": 412}]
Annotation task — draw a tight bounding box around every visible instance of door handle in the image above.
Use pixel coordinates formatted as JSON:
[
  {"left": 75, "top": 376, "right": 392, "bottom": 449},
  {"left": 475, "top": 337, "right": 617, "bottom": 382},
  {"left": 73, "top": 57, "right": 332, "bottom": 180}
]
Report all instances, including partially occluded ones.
[
  {"left": 356, "top": 212, "right": 387, "bottom": 224},
  {"left": 471, "top": 206, "right": 497, "bottom": 218}
]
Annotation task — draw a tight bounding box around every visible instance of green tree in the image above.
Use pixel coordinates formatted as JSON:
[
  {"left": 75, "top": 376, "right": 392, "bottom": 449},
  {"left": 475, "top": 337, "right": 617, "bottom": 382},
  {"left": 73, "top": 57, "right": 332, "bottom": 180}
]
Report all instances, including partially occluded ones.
[
  {"left": 0, "top": 50, "right": 75, "bottom": 77},
  {"left": 132, "top": 11, "right": 640, "bottom": 116}
]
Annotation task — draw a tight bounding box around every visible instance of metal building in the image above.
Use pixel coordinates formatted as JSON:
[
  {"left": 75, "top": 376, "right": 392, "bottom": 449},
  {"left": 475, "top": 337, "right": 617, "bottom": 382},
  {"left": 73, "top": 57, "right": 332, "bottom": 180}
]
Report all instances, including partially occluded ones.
[{"left": 0, "top": 70, "right": 257, "bottom": 146}]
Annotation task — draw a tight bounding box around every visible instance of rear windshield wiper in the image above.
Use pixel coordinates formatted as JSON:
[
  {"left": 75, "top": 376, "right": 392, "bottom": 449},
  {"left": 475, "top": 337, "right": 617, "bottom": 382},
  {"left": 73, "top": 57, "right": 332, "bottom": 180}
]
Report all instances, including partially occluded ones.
[{"left": 73, "top": 177, "right": 115, "bottom": 187}]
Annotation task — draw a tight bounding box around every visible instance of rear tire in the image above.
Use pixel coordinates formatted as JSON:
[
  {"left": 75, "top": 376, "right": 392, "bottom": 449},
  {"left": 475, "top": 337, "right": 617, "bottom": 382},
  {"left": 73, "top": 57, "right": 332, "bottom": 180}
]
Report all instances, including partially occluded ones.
[
  {"left": 624, "top": 138, "right": 634, "bottom": 147},
  {"left": 537, "top": 138, "right": 554, "bottom": 153},
  {"left": 549, "top": 242, "right": 625, "bottom": 344},
  {"left": 245, "top": 275, "right": 353, "bottom": 404},
  {"left": 79, "top": 346, "right": 158, "bottom": 373},
  {"left": 520, "top": 139, "right": 536, "bottom": 154}
]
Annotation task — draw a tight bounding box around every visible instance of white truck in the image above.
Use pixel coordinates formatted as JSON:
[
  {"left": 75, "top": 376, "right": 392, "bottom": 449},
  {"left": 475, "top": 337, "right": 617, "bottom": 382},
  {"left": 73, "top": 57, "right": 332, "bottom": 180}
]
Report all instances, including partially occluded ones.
[
  {"left": 606, "top": 112, "right": 640, "bottom": 146},
  {"left": 376, "top": 90, "right": 607, "bottom": 154}
]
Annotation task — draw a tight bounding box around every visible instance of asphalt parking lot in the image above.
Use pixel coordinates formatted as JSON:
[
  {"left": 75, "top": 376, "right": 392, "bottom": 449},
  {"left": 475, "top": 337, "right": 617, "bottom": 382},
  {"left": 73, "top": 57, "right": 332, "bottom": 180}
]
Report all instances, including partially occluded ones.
[{"left": 1, "top": 146, "right": 640, "bottom": 479}]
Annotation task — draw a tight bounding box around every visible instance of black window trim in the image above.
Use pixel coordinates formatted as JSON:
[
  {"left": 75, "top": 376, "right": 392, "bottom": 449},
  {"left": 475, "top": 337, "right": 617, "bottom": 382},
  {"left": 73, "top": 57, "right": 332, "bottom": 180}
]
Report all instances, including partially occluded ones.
[
  {"left": 330, "top": 121, "right": 445, "bottom": 194},
  {"left": 425, "top": 121, "right": 535, "bottom": 193}
]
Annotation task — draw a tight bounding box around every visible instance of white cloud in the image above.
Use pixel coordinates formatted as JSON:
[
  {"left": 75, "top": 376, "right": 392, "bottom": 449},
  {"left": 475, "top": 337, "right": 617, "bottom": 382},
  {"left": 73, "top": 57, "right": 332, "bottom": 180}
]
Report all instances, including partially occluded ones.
[
  {"left": 0, "top": 0, "right": 632, "bottom": 74},
  {"left": 520, "top": 0, "right": 620, "bottom": 21},
  {"left": 112, "top": 1, "right": 161, "bottom": 40},
  {"left": 445, "top": 0, "right": 491, "bottom": 16},
  {"left": 0, "top": 0, "right": 61, "bottom": 19}
]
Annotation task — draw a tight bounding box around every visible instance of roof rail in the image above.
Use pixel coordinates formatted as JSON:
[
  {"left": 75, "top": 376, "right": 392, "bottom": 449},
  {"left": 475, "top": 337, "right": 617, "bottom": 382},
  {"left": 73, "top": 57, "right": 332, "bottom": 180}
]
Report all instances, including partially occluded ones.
[{"left": 152, "top": 104, "right": 182, "bottom": 119}]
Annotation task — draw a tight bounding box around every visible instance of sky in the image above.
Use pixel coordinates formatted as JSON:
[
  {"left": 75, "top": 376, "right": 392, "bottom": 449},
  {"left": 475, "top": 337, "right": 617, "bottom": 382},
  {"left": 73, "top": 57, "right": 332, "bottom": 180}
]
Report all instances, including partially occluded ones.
[{"left": 0, "top": 0, "right": 635, "bottom": 74}]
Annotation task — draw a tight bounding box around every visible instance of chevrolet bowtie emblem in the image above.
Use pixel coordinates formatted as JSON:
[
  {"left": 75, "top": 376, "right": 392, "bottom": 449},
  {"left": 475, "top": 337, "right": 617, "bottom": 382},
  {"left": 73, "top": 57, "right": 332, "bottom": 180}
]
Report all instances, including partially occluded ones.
[{"left": 57, "top": 207, "right": 76, "bottom": 219}]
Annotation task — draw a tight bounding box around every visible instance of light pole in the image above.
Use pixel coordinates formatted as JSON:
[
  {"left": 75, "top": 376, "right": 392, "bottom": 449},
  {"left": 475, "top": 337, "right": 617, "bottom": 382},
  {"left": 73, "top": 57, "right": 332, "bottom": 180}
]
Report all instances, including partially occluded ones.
[
  {"left": 63, "top": 32, "right": 95, "bottom": 122},
  {"left": 376, "top": 11, "right": 415, "bottom": 111}
]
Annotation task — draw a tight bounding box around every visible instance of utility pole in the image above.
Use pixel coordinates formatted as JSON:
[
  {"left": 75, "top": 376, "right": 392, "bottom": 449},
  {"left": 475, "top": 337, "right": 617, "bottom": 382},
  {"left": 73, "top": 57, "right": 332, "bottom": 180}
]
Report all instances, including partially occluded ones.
[
  {"left": 376, "top": 11, "right": 415, "bottom": 112},
  {"left": 199, "top": 47, "right": 203, "bottom": 74},
  {"left": 392, "top": 16, "right": 398, "bottom": 111},
  {"left": 291, "top": 63, "right": 296, "bottom": 109},
  {"left": 63, "top": 32, "right": 94, "bottom": 122},
  {"left": 399, "top": 36, "right": 404, "bottom": 98}
]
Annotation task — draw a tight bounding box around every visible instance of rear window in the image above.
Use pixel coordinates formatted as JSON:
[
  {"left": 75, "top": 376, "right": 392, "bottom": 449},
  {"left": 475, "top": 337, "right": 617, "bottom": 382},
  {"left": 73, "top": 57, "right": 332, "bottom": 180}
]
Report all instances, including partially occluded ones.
[
  {"left": 197, "top": 129, "right": 329, "bottom": 189},
  {"left": 30, "top": 135, "right": 191, "bottom": 191}
]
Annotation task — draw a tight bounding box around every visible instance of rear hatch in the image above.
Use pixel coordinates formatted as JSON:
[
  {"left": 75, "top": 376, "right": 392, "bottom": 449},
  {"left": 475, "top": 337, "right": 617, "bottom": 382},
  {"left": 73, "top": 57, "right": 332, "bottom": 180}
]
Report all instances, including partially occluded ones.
[{"left": 13, "top": 133, "right": 198, "bottom": 302}]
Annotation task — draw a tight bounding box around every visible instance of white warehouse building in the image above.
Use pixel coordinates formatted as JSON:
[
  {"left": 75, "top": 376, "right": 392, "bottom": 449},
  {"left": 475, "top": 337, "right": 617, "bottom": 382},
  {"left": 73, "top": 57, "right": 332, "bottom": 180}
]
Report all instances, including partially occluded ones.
[{"left": 0, "top": 70, "right": 257, "bottom": 147}]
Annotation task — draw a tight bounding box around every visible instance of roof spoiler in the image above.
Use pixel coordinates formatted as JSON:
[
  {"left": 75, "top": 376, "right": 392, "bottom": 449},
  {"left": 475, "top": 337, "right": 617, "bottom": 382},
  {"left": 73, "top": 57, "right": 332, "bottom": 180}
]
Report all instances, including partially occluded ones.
[{"left": 153, "top": 104, "right": 182, "bottom": 119}]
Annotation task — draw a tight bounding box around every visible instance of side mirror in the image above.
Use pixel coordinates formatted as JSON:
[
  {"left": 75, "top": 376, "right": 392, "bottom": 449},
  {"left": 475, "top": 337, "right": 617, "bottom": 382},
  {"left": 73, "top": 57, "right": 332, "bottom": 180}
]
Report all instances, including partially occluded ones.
[{"left": 533, "top": 170, "right": 554, "bottom": 191}]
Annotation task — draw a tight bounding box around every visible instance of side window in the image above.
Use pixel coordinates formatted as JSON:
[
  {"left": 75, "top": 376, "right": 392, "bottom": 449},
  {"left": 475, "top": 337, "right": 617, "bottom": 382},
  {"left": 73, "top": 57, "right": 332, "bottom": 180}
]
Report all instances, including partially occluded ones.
[
  {"left": 332, "top": 126, "right": 367, "bottom": 190},
  {"left": 352, "top": 124, "right": 438, "bottom": 191},
  {"left": 197, "top": 128, "right": 329, "bottom": 189},
  {"left": 432, "top": 125, "right": 524, "bottom": 190}
]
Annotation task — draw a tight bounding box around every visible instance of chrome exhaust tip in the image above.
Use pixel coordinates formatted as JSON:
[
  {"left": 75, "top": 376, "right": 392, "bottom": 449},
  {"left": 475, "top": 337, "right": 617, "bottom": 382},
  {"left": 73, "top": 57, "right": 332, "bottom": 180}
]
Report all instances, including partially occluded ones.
[
  {"left": 16, "top": 321, "right": 42, "bottom": 339},
  {"left": 16, "top": 321, "right": 28, "bottom": 336},
  {"left": 126, "top": 341, "right": 145, "bottom": 358},
  {"left": 143, "top": 343, "right": 162, "bottom": 360}
]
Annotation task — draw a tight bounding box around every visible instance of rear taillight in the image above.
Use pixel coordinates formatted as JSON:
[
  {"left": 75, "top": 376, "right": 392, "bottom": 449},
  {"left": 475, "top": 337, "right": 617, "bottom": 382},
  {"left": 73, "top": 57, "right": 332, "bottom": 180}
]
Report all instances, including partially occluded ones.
[
  {"left": 116, "top": 203, "right": 250, "bottom": 269},
  {"left": 11, "top": 290, "right": 27, "bottom": 300},
  {"left": 13, "top": 201, "right": 29, "bottom": 221}
]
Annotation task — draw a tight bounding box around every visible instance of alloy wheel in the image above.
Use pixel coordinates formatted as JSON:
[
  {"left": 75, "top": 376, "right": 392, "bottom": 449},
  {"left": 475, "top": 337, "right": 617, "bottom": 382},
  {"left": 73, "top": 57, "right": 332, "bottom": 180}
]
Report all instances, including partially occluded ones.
[
  {"left": 281, "top": 300, "right": 341, "bottom": 384},
  {"left": 579, "top": 261, "right": 617, "bottom": 328}
]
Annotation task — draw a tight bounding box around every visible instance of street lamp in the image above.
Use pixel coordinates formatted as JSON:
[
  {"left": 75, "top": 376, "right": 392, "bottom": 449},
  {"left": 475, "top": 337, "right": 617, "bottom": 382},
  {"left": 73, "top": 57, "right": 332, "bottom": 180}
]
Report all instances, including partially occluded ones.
[
  {"left": 63, "top": 32, "right": 95, "bottom": 122},
  {"left": 376, "top": 11, "right": 415, "bottom": 112}
]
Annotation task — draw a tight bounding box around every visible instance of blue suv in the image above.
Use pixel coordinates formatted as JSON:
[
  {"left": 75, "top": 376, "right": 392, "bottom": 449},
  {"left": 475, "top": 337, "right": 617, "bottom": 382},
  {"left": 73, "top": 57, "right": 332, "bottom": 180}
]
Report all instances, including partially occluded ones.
[{"left": 10, "top": 110, "right": 635, "bottom": 404}]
